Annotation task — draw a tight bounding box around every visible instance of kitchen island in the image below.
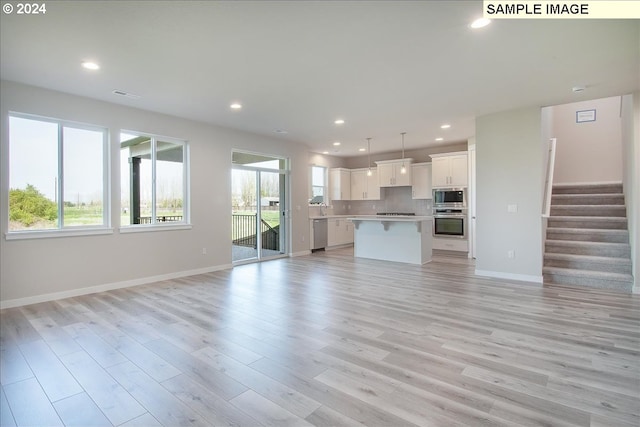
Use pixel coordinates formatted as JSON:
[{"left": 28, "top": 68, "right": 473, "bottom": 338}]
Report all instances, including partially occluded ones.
[{"left": 348, "top": 216, "right": 433, "bottom": 265}]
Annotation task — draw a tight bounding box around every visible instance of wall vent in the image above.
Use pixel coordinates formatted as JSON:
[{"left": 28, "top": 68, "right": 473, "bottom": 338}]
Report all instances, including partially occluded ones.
[{"left": 112, "top": 90, "right": 141, "bottom": 99}]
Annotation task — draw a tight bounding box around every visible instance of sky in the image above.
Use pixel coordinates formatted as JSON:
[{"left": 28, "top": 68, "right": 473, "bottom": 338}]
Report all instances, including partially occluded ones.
[
  {"left": 9, "top": 117, "right": 183, "bottom": 206},
  {"left": 9, "top": 116, "right": 103, "bottom": 204}
]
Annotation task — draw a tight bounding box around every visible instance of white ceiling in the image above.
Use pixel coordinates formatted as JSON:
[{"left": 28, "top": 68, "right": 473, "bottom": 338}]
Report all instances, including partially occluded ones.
[{"left": 1, "top": 1, "right": 638, "bottom": 156}]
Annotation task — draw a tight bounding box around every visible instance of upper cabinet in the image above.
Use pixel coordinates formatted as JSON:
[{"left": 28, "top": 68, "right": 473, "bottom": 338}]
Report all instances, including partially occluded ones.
[
  {"left": 430, "top": 152, "right": 468, "bottom": 188},
  {"left": 376, "top": 159, "right": 413, "bottom": 187},
  {"left": 351, "top": 168, "right": 380, "bottom": 201},
  {"left": 411, "top": 163, "right": 432, "bottom": 199},
  {"left": 329, "top": 168, "right": 351, "bottom": 201}
]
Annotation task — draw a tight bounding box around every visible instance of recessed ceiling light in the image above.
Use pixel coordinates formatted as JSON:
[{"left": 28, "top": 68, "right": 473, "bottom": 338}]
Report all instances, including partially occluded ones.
[
  {"left": 572, "top": 85, "right": 586, "bottom": 93},
  {"left": 322, "top": 151, "right": 329, "bottom": 154},
  {"left": 440, "top": 124, "right": 451, "bottom": 129},
  {"left": 333, "top": 141, "right": 341, "bottom": 146},
  {"left": 435, "top": 137, "right": 444, "bottom": 142},
  {"left": 274, "top": 129, "right": 288, "bottom": 134},
  {"left": 81, "top": 61, "right": 100, "bottom": 70},
  {"left": 334, "top": 119, "right": 345, "bottom": 125},
  {"left": 358, "top": 148, "right": 366, "bottom": 152},
  {"left": 230, "top": 103, "right": 242, "bottom": 109},
  {"left": 470, "top": 18, "right": 491, "bottom": 29}
]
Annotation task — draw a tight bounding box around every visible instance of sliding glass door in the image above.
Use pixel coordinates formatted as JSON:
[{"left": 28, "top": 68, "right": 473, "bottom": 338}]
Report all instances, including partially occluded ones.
[{"left": 232, "top": 152, "right": 287, "bottom": 263}]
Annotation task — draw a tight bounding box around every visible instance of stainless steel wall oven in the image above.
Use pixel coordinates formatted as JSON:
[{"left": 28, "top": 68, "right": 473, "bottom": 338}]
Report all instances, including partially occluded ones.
[
  {"left": 433, "top": 211, "right": 466, "bottom": 238},
  {"left": 433, "top": 188, "right": 467, "bottom": 239}
]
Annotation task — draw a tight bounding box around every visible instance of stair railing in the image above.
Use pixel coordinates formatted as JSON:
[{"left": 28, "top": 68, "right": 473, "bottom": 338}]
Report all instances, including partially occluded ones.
[{"left": 542, "top": 138, "right": 557, "bottom": 218}]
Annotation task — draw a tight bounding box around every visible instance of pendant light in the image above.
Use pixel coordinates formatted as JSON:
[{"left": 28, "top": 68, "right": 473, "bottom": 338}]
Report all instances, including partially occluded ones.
[
  {"left": 400, "top": 132, "right": 407, "bottom": 174},
  {"left": 366, "top": 137, "right": 373, "bottom": 176}
]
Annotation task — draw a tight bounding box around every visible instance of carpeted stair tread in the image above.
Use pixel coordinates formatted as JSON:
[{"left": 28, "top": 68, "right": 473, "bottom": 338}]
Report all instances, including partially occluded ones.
[
  {"left": 543, "top": 252, "right": 632, "bottom": 265},
  {"left": 545, "top": 239, "right": 630, "bottom": 258},
  {"left": 546, "top": 227, "right": 628, "bottom": 235},
  {"left": 550, "top": 204, "right": 627, "bottom": 217},
  {"left": 552, "top": 183, "right": 623, "bottom": 194},
  {"left": 547, "top": 216, "right": 627, "bottom": 223},
  {"left": 545, "top": 239, "right": 630, "bottom": 248},
  {"left": 550, "top": 193, "right": 625, "bottom": 205},
  {"left": 545, "top": 227, "right": 629, "bottom": 243},
  {"left": 543, "top": 267, "right": 633, "bottom": 292},
  {"left": 543, "top": 253, "right": 632, "bottom": 274},
  {"left": 547, "top": 216, "right": 628, "bottom": 230},
  {"left": 543, "top": 267, "right": 633, "bottom": 284}
]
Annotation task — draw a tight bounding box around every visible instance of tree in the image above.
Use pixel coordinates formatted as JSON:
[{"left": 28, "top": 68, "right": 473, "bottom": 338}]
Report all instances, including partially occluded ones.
[
  {"left": 241, "top": 173, "right": 256, "bottom": 209},
  {"left": 9, "top": 184, "right": 57, "bottom": 226}
]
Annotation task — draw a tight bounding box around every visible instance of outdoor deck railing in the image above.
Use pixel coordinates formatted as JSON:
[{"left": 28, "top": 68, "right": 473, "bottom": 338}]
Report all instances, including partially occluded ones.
[
  {"left": 232, "top": 213, "right": 279, "bottom": 250},
  {"left": 137, "top": 215, "right": 183, "bottom": 224}
]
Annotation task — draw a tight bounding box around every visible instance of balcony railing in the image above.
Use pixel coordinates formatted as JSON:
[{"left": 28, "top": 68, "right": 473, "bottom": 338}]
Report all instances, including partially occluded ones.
[
  {"left": 138, "top": 215, "right": 183, "bottom": 224},
  {"left": 232, "top": 213, "right": 279, "bottom": 250}
]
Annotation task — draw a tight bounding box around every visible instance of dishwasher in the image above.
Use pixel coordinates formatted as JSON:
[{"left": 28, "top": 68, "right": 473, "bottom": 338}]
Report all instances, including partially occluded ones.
[{"left": 312, "top": 218, "right": 328, "bottom": 251}]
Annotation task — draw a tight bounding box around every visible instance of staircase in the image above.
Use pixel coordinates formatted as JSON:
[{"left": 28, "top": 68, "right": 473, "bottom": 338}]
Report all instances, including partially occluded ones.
[{"left": 543, "top": 183, "right": 633, "bottom": 292}]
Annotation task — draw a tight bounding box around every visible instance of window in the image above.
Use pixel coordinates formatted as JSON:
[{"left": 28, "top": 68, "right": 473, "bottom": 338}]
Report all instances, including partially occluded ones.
[
  {"left": 8, "top": 114, "right": 108, "bottom": 232},
  {"left": 310, "top": 166, "right": 326, "bottom": 204},
  {"left": 120, "top": 131, "right": 188, "bottom": 226}
]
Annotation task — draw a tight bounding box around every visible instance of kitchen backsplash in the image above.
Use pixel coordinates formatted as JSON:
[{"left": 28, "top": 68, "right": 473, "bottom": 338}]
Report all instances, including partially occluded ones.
[{"left": 330, "top": 187, "right": 432, "bottom": 216}]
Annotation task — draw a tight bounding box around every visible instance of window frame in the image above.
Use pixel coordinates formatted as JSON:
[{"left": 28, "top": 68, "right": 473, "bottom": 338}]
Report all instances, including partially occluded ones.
[
  {"left": 310, "top": 165, "right": 327, "bottom": 205},
  {"left": 6, "top": 112, "right": 111, "bottom": 240},
  {"left": 119, "top": 130, "right": 190, "bottom": 231}
]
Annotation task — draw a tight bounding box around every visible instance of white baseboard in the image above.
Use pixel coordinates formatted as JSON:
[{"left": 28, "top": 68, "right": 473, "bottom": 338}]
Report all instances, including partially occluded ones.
[
  {"left": 0, "top": 263, "right": 233, "bottom": 309},
  {"left": 475, "top": 269, "right": 543, "bottom": 284}
]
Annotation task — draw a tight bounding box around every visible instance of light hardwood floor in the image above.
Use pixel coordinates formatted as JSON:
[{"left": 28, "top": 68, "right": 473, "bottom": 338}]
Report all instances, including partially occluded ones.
[{"left": 1, "top": 248, "right": 639, "bottom": 426}]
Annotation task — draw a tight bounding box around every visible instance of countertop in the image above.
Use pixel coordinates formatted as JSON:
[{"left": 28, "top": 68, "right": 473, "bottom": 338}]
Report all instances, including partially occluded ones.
[
  {"left": 309, "top": 214, "right": 367, "bottom": 219},
  {"left": 348, "top": 215, "right": 433, "bottom": 222},
  {"left": 309, "top": 215, "right": 432, "bottom": 221}
]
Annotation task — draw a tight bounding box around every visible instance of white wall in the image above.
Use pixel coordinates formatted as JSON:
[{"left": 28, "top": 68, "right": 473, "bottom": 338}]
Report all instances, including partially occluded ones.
[
  {"left": 552, "top": 96, "right": 623, "bottom": 185},
  {"left": 475, "top": 107, "right": 543, "bottom": 282},
  {"left": 621, "top": 92, "right": 640, "bottom": 292},
  {"left": 0, "top": 81, "right": 311, "bottom": 306}
]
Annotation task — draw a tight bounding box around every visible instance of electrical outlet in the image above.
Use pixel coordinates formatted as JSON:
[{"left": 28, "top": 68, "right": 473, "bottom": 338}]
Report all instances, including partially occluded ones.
[
  {"left": 507, "top": 250, "right": 515, "bottom": 259},
  {"left": 202, "top": 247, "right": 207, "bottom": 255}
]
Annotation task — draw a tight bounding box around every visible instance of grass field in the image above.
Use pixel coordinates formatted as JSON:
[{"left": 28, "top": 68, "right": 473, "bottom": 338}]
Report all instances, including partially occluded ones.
[
  {"left": 232, "top": 210, "right": 280, "bottom": 240},
  {"left": 11, "top": 207, "right": 279, "bottom": 233}
]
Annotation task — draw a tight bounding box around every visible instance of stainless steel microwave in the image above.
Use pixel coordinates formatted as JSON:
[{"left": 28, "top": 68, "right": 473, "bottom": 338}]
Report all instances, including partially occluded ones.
[{"left": 433, "top": 189, "right": 466, "bottom": 207}]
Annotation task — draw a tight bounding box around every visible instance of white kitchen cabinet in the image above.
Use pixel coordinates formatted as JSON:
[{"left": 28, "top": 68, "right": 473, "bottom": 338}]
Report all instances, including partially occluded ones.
[
  {"left": 329, "top": 168, "right": 351, "bottom": 201},
  {"left": 411, "top": 163, "right": 432, "bottom": 199},
  {"left": 432, "top": 237, "right": 468, "bottom": 252},
  {"left": 430, "top": 152, "right": 468, "bottom": 188},
  {"left": 350, "top": 168, "right": 380, "bottom": 200},
  {"left": 327, "top": 218, "right": 354, "bottom": 247},
  {"left": 376, "top": 159, "right": 413, "bottom": 187}
]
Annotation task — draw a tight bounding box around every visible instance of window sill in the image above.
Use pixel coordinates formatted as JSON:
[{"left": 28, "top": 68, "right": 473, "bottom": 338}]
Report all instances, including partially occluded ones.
[
  {"left": 5, "top": 227, "right": 114, "bottom": 241},
  {"left": 119, "top": 223, "right": 193, "bottom": 234}
]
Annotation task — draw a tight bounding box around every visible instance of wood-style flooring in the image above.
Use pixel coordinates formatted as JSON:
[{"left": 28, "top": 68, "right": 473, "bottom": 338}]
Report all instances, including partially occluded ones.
[{"left": 1, "top": 248, "right": 639, "bottom": 426}]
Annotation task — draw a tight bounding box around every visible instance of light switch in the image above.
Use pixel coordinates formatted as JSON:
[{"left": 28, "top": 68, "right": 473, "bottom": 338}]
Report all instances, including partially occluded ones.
[{"left": 507, "top": 204, "right": 518, "bottom": 213}]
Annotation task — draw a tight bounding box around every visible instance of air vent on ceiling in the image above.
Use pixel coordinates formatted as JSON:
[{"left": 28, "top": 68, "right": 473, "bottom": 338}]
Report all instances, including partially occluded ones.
[{"left": 112, "top": 90, "right": 141, "bottom": 99}]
